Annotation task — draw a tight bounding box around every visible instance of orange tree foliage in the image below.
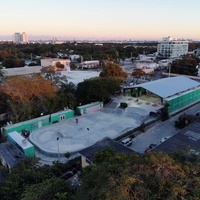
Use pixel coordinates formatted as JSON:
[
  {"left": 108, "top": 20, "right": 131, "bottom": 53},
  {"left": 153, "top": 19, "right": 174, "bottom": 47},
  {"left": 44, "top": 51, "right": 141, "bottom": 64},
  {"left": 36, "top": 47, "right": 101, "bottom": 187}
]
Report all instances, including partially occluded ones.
[
  {"left": 75, "top": 149, "right": 200, "bottom": 200},
  {"left": 132, "top": 68, "right": 146, "bottom": 83},
  {"left": 0, "top": 74, "right": 58, "bottom": 122},
  {"left": 100, "top": 61, "right": 127, "bottom": 80}
]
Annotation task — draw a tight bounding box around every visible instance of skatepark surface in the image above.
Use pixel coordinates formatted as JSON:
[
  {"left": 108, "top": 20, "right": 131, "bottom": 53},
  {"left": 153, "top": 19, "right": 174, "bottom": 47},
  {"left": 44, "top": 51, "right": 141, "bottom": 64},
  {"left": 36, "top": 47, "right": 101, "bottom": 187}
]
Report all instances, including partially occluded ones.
[{"left": 29, "top": 96, "right": 163, "bottom": 156}]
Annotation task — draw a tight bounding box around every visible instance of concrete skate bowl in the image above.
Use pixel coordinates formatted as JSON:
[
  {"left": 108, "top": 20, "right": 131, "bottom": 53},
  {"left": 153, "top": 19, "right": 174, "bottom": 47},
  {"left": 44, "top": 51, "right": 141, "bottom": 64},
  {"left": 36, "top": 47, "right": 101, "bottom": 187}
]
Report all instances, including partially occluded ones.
[
  {"left": 125, "top": 107, "right": 148, "bottom": 120},
  {"left": 29, "top": 127, "right": 88, "bottom": 157}
]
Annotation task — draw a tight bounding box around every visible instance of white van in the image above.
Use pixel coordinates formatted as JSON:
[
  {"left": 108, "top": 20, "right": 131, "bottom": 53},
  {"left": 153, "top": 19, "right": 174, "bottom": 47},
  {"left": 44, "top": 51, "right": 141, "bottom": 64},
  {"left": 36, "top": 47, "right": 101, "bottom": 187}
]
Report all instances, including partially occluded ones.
[{"left": 121, "top": 137, "right": 132, "bottom": 146}]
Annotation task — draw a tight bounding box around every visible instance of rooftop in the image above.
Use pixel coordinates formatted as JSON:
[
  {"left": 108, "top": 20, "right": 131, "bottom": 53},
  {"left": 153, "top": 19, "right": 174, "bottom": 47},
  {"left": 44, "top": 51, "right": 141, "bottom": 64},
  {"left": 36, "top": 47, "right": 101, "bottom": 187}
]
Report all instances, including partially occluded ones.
[
  {"left": 154, "top": 119, "right": 200, "bottom": 153},
  {"left": 0, "top": 142, "right": 25, "bottom": 169},
  {"left": 79, "top": 137, "right": 134, "bottom": 162},
  {"left": 125, "top": 76, "right": 200, "bottom": 99}
]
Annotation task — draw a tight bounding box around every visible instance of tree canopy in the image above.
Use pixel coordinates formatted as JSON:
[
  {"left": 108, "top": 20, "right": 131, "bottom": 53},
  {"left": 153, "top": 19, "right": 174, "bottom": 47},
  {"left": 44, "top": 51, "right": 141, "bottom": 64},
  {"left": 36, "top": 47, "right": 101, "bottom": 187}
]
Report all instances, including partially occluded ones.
[
  {"left": 0, "top": 74, "right": 58, "bottom": 122},
  {"left": 100, "top": 61, "right": 127, "bottom": 80},
  {"left": 76, "top": 77, "right": 121, "bottom": 104},
  {"left": 171, "top": 55, "right": 198, "bottom": 76},
  {"left": 75, "top": 149, "right": 200, "bottom": 200}
]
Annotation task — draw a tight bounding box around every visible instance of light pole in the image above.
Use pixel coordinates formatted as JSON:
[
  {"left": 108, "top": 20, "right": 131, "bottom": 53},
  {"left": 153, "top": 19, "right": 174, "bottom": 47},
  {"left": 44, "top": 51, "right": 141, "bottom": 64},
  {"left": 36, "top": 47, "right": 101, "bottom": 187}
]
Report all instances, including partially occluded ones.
[
  {"left": 56, "top": 136, "right": 60, "bottom": 162},
  {"left": 168, "top": 64, "right": 171, "bottom": 78}
]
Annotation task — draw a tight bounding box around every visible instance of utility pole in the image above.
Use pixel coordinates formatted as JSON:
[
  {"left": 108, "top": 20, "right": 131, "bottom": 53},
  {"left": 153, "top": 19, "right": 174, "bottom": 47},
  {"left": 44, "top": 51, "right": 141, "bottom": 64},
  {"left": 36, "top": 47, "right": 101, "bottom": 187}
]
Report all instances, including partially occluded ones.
[{"left": 56, "top": 136, "right": 60, "bottom": 162}]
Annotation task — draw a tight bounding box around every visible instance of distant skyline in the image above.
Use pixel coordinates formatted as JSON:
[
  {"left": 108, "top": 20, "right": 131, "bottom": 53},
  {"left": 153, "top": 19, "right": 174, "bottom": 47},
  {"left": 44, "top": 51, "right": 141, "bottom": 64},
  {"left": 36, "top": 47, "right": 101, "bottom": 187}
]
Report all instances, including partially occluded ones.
[{"left": 1, "top": 0, "right": 200, "bottom": 41}]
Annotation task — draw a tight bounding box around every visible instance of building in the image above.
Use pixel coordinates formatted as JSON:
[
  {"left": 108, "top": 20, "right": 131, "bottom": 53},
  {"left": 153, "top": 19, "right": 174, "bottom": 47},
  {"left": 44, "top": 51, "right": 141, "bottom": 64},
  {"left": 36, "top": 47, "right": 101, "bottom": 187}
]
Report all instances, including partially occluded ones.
[
  {"left": 78, "top": 137, "right": 134, "bottom": 168},
  {"left": 2, "top": 66, "right": 42, "bottom": 76},
  {"left": 13, "top": 32, "right": 28, "bottom": 44},
  {"left": 2, "top": 109, "right": 74, "bottom": 135},
  {"left": 76, "top": 102, "right": 103, "bottom": 115},
  {"left": 157, "top": 36, "right": 188, "bottom": 58},
  {"left": 153, "top": 119, "right": 200, "bottom": 153},
  {"left": 41, "top": 58, "right": 71, "bottom": 71},
  {"left": 0, "top": 142, "right": 26, "bottom": 172},
  {"left": 80, "top": 60, "right": 100, "bottom": 69},
  {"left": 123, "top": 76, "right": 200, "bottom": 115},
  {"left": 7, "top": 131, "right": 35, "bottom": 157}
]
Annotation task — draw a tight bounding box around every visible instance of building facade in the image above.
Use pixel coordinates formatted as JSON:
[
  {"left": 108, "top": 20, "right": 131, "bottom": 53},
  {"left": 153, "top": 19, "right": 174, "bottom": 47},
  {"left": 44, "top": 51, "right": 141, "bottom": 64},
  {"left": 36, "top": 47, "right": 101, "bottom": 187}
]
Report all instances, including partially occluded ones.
[
  {"left": 41, "top": 58, "right": 71, "bottom": 71},
  {"left": 13, "top": 32, "right": 28, "bottom": 44},
  {"left": 157, "top": 36, "right": 188, "bottom": 58}
]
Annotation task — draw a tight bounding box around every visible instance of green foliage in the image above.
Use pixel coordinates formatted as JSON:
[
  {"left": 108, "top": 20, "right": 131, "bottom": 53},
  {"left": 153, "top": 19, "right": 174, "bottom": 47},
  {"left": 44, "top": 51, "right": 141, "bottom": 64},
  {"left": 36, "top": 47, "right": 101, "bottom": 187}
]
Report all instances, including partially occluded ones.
[
  {"left": 175, "top": 114, "right": 193, "bottom": 129},
  {"left": 76, "top": 77, "right": 121, "bottom": 104},
  {"left": 171, "top": 55, "right": 198, "bottom": 76},
  {"left": 21, "top": 178, "right": 71, "bottom": 200},
  {"left": 93, "top": 146, "right": 116, "bottom": 164},
  {"left": 0, "top": 158, "right": 73, "bottom": 200},
  {"left": 161, "top": 106, "right": 169, "bottom": 121},
  {"left": 120, "top": 102, "right": 128, "bottom": 109},
  {"left": 76, "top": 151, "right": 200, "bottom": 200}
]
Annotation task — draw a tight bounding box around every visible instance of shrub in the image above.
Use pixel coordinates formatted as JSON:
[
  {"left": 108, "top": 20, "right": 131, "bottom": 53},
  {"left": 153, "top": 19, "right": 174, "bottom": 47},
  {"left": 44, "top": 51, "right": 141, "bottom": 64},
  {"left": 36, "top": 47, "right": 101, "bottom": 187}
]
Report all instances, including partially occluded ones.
[{"left": 120, "top": 102, "right": 128, "bottom": 109}]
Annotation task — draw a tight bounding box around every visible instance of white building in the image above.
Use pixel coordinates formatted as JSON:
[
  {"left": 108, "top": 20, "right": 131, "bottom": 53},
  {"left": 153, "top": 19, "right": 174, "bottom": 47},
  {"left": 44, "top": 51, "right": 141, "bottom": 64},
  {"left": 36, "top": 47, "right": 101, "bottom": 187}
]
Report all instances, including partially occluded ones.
[
  {"left": 135, "top": 60, "right": 158, "bottom": 74},
  {"left": 80, "top": 60, "right": 100, "bottom": 69},
  {"left": 13, "top": 32, "right": 28, "bottom": 44},
  {"left": 157, "top": 36, "right": 188, "bottom": 58},
  {"left": 41, "top": 58, "right": 71, "bottom": 71}
]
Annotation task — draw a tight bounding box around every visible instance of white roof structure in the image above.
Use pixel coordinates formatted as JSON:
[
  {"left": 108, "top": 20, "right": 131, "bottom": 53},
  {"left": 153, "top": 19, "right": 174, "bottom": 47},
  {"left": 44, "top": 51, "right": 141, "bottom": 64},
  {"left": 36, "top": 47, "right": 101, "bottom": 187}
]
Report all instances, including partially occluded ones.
[
  {"left": 8, "top": 131, "right": 33, "bottom": 150},
  {"left": 2, "top": 66, "right": 42, "bottom": 76},
  {"left": 131, "top": 76, "right": 200, "bottom": 99},
  {"left": 61, "top": 70, "right": 101, "bottom": 85}
]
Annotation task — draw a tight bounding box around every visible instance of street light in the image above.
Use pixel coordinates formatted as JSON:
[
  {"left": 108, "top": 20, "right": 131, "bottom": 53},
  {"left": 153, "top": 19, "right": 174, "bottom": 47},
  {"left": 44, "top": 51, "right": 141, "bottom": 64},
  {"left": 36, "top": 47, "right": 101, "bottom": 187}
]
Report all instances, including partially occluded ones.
[{"left": 56, "top": 136, "right": 60, "bottom": 162}]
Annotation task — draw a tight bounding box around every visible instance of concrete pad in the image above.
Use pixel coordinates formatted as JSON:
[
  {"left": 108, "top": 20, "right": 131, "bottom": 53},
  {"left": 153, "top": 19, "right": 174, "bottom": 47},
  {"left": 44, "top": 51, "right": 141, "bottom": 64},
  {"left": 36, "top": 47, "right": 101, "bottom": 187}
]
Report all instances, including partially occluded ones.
[{"left": 29, "top": 96, "right": 164, "bottom": 156}]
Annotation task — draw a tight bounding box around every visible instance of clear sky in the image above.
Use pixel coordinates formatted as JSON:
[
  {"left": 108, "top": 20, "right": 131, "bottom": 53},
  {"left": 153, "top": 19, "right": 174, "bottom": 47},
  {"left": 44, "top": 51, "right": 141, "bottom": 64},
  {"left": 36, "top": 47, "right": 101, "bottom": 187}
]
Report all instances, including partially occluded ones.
[{"left": 0, "top": 0, "right": 200, "bottom": 41}]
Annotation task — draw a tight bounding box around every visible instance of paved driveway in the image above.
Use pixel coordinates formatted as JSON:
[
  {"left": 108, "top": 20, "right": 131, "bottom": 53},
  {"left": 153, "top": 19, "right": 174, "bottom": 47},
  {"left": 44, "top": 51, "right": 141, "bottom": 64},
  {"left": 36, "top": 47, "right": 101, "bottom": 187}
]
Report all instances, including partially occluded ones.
[{"left": 130, "top": 102, "right": 200, "bottom": 153}]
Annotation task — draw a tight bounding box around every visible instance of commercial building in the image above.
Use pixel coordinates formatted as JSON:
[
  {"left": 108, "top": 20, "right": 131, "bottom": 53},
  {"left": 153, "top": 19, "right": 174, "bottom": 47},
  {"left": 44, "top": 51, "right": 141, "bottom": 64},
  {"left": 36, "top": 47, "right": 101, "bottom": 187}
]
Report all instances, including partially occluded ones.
[
  {"left": 153, "top": 119, "right": 200, "bottom": 153},
  {"left": 13, "top": 32, "right": 28, "bottom": 44},
  {"left": 41, "top": 58, "right": 71, "bottom": 71},
  {"left": 80, "top": 60, "right": 100, "bottom": 69},
  {"left": 123, "top": 76, "right": 200, "bottom": 115},
  {"left": 157, "top": 36, "right": 188, "bottom": 58}
]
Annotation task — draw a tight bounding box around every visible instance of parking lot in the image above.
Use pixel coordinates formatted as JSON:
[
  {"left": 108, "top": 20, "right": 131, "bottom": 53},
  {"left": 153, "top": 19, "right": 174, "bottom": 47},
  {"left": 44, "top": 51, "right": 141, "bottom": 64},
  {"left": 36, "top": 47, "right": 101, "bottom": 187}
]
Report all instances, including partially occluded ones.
[{"left": 129, "top": 102, "right": 200, "bottom": 153}]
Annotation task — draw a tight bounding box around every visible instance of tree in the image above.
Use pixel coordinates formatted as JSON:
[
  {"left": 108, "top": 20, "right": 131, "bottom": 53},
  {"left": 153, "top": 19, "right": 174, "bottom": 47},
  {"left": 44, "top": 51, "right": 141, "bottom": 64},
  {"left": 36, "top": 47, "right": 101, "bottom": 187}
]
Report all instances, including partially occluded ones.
[
  {"left": 55, "top": 61, "right": 65, "bottom": 70},
  {"left": 0, "top": 74, "right": 58, "bottom": 122},
  {"left": 0, "top": 158, "right": 73, "bottom": 200},
  {"left": 132, "top": 68, "right": 146, "bottom": 83},
  {"left": 75, "top": 150, "right": 200, "bottom": 200},
  {"left": 76, "top": 77, "right": 121, "bottom": 104},
  {"left": 100, "top": 61, "right": 127, "bottom": 80},
  {"left": 21, "top": 178, "right": 71, "bottom": 200},
  {"left": 171, "top": 55, "right": 198, "bottom": 76}
]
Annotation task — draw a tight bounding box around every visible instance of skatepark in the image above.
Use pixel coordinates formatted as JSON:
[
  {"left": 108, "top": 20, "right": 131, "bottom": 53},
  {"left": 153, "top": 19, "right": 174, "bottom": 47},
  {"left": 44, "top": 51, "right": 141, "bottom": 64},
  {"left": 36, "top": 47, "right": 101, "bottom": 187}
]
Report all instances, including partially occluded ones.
[{"left": 29, "top": 96, "right": 163, "bottom": 156}]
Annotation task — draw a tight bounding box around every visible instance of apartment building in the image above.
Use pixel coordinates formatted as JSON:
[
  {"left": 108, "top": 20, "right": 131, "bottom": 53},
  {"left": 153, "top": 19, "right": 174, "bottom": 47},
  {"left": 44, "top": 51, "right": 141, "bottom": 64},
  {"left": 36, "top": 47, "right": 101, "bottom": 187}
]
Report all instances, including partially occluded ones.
[
  {"left": 13, "top": 32, "right": 28, "bottom": 44},
  {"left": 157, "top": 36, "right": 188, "bottom": 58}
]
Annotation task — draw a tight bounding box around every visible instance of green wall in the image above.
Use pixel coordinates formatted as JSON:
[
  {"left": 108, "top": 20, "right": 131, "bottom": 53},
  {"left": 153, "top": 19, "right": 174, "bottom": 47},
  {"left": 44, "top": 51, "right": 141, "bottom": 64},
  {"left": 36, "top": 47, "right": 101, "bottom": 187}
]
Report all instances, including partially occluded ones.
[
  {"left": 166, "top": 89, "right": 200, "bottom": 114},
  {"left": 4, "top": 110, "right": 74, "bottom": 135},
  {"left": 76, "top": 102, "right": 103, "bottom": 115}
]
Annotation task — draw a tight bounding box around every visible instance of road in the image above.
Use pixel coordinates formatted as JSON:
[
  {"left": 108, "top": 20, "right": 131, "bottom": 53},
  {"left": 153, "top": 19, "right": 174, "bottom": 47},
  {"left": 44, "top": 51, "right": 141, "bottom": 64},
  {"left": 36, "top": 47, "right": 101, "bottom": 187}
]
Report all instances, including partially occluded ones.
[{"left": 129, "top": 102, "right": 200, "bottom": 153}]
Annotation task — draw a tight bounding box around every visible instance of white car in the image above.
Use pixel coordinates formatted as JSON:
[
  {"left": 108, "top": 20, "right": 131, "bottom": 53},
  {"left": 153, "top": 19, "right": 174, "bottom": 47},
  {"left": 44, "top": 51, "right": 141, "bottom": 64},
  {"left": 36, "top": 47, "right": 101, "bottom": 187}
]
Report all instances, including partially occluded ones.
[
  {"left": 121, "top": 137, "right": 132, "bottom": 146},
  {"left": 160, "top": 136, "right": 170, "bottom": 143}
]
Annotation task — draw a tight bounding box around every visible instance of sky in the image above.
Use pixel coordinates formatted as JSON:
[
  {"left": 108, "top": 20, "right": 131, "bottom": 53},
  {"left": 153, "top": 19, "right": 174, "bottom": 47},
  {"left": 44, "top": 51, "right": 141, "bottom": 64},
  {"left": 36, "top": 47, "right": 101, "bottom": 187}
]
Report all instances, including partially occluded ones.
[{"left": 0, "top": 0, "right": 200, "bottom": 41}]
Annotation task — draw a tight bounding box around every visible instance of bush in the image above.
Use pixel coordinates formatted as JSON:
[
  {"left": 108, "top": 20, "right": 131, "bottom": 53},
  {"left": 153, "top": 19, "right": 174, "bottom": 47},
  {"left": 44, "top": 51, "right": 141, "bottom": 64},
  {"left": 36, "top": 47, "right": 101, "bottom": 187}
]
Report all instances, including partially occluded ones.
[{"left": 120, "top": 102, "right": 128, "bottom": 109}]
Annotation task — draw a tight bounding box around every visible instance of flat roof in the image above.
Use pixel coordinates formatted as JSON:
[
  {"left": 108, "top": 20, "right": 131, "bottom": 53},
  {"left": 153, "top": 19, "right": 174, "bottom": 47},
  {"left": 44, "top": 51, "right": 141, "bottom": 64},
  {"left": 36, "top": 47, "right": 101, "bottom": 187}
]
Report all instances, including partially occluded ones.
[
  {"left": 8, "top": 131, "right": 33, "bottom": 149},
  {"left": 153, "top": 119, "right": 200, "bottom": 153},
  {"left": 79, "top": 137, "right": 134, "bottom": 162},
  {"left": 0, "top": 142, "right": 25, "bottom": 168},
  {"left": 125, "top": 76, "right": 200, "bottom": 99}
]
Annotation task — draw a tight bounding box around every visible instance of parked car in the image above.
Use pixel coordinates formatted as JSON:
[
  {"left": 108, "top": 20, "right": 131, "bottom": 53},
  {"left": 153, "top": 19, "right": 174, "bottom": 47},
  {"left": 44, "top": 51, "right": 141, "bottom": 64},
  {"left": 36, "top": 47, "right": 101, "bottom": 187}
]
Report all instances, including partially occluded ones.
[
  {"left": 121, "top": 137, "right": 132, "bottom": 146},
  {"left": 160, "top": 136, "right": 170, "bottom": 143},
  {"left": 149, "top": 143, "right": 157, "bottom": 149}
]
